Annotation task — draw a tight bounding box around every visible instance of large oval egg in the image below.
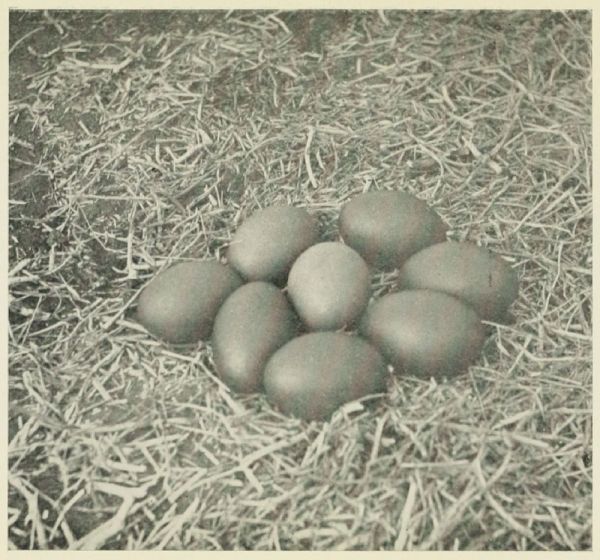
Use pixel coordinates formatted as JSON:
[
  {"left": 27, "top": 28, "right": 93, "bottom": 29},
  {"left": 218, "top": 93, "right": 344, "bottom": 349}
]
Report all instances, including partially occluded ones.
[
  {"left": 339, "top": 190, "right": 448, "bottom": 270},
  {"left": 398, "top": 241, "right": 519, "bottom": 322},
  {"left": 136, "top": 261, "right": 243, "bottom": 344},
  {"left": 212, "top": 282, "right": 300, "bottom": 393},
  {"left": 227, "top": 205, "right": 320, "bottom": 284},
  {"left": 360, "top": 289, "right": 486, "bottom": 380},
  {"left": 263, "top": 332, "right": 387, "bottom": 421},
  {"left": 287, "top": 241, "right": 371, "bottom": 331}
]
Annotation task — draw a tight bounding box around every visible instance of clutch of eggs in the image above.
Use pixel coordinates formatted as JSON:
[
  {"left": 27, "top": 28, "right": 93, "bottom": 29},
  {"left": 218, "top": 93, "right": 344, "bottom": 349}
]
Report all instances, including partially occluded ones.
[{"left": 135, "top": 192, "right": 519, "bottom": 421}]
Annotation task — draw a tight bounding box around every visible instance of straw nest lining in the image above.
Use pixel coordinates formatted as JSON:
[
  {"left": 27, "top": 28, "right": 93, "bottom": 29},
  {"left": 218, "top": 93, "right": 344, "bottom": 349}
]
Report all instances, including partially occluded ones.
[{"left": 8, "top": 10, "right": 592, "bottom": 550}]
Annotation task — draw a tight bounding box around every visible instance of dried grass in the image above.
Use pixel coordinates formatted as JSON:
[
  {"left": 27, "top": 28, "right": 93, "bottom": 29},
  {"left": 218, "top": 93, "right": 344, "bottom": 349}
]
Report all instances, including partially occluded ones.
[{"left": 8, "top": 9, "right": 592, "bottom": 551}]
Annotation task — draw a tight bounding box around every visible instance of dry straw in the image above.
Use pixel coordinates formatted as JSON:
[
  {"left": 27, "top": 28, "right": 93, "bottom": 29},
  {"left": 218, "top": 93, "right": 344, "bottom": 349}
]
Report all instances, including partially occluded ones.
[{"left": 8, "top": 10, "right": 592, "bottom": 550}]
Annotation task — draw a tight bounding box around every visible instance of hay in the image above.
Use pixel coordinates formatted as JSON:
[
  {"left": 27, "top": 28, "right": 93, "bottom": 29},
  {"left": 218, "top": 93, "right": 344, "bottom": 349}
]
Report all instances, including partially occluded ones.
[{"left": 8, "top": 9, "right": 592, "bottom": 550}]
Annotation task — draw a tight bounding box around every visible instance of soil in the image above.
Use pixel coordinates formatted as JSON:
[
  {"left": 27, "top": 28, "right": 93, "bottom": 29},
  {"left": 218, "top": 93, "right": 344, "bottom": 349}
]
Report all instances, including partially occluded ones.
[{"left": 8, "top": 10, "right": 227, "bottom": 262}]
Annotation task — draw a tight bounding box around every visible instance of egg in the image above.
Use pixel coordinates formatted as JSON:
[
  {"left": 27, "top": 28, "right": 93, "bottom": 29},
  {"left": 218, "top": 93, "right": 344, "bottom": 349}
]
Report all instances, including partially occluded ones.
[
  {"left": 339, "top": 190, "right": 448, "bottom": 270},
  {"left": 263, "top": 332, "right": 387, "bottom": 421},
  {"left": 227, "top": 205, "right": 320, "bottom": 284},
  {"left": 136, "top": 261, "right": 243, "bottom": 344},
  {"left": 287, "top": 241, "right": 371, "bottom": 331},
  {"left": 212, "top": 282, "right": 300, "bottom": 393},
  {"left": 359, "top": 289, "right": 486, "bottom": 379},
  {"left": 397, "top": 241, "right": 519, "bottom": 322}
]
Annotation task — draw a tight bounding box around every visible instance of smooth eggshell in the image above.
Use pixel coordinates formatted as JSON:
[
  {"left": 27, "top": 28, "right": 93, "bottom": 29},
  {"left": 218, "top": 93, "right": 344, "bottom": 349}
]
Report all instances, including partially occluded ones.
[
  {"left": 398, "top": 241, "right": 519, "bottom": 322},
  {"left": 287, "top": 241, "right": 371, "bottom": 331},
  {"left": 263, "top": 332, "right": 387, "bottom": 421},
  {"left": 227, "top": 205, "right": 320, "bottom": 284},
  {"left": 212, "top": 282, "right": 300, "bottom": 393},
  {"left": 136, "top": 261, "right": 243, "bottom": 344},
  {"left": 339, "top": 190, "right": 448, "bottom": 270},
  {"left": 360, "top": 289, "right": 486, "bottom": 379}
]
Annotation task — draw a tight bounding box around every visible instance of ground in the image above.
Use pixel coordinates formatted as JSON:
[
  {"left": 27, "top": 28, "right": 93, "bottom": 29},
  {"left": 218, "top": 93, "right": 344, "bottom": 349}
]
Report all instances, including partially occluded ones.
[{"left": 8, "top": 9, "right": 593, "bottom": 551}]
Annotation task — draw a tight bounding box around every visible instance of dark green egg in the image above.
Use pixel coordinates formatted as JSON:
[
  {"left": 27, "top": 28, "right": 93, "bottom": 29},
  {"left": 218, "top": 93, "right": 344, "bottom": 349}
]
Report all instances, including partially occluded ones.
[
  {"left": 263, "top": 332, "right": 387, "bottom": 421},
  {"left": 227, "top": 205, "right": 320, "bottom": 284},
  {"left": 136, "top": 261, "right": 243, "bottom": 344},
  {"left": 360, "top": 289, "right": 486, "bottom": 380},
  {"left": 398, "top": 241, "right": 519, "bottom": 322},
  {"left": 339, "top": 190, "right": 447, "bottom": 270},
  {"left": 287, "top": 241, "right": 371, "bottom": 331},
  {"left": 212, "top": 282, "right": 300, "bottom": 393}
]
